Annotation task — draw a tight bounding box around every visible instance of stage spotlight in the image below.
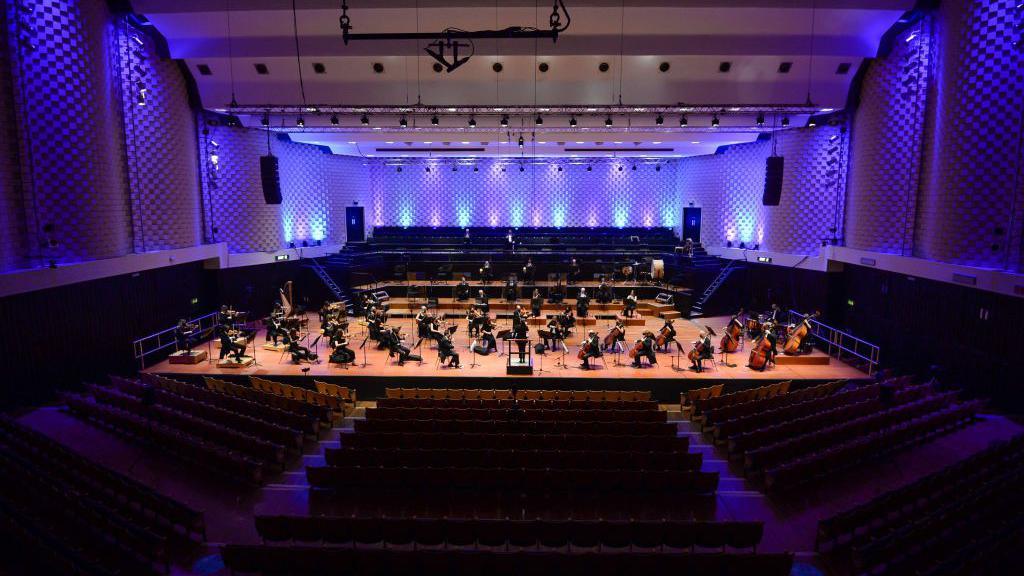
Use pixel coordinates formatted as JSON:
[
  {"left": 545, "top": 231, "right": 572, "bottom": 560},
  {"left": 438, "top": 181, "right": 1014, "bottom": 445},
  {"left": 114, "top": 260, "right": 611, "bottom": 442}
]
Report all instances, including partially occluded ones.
[
  {"left": 317, "top": 240, "right": 322, "bottom": 246},
  {"left": 361, "top": 114, "right": 369, "bottom": 125},
  {"left": 711, "top": 114, "right": 720, "bottom": 128},
  {"left": 425, "top": 166, "right": 431, "bottom": 172},
  {"left": 632, "top": 165, "right": 637, "bottom": 171},
  {"left": 431, "top": 115, "right": 439, "bottom": 125},
  {"left": 782, "top": 116, "right": 790, "bottom": 127},
  {"left": 618, "top": 166, "right": 623, "bottom": 172},
  {"left": 261, "top": 114, "right": 269, "bottom": 126},
  {"left": 535, "top": 115, "right": 543, "bottom": 125},
  {"left": 739, "top": 242, "right": 746, "bottom": 249},
  {"left": 500, "top": 115, "right": 509, "bottom": 127},
  {"left": 680, "top": 115, "right": 688, "bottom": 127},
  {"left": 569, "top": 116, "right": 577, "bottom": 127},
  {"left": 330, "top": 114, "right": 339, "bottom": 125},
  {"left": 655, "top": 165, "right": 661, "bottom": 172},
  {"left": 605, "top": 116, "right": 613, "bottom": 127},
  {"left": 756, "top": 113, "right": 765, "bottom": 126},
  {"left": 296, "top": 116, "right": 305, "bottom": 127},
  {"left": 468, "top": 117, "right": 477, "bottom": 127},
  {"left": 655, "top": 114, "right": 664, "bottom": 125},
  {"left": 452, "top": 166, "right": 457, "bottom": 172},
  {"left": 473, "top": 165, "right": 479, "bottom": 172},
  {"left": 518, "top": 135, "right": 524, "bottom": 147},
  {"left": 400, "top": 117, "right": 408, "bottom": 128},
  {"left": 289, "top": 242, "right": 296, "bottom": 249},
  {"left": 726, "top": 240, "right": 733, "bottom": 248},
  {"left": 397, "top": 166, "right": 402, "bottom": 172},
  {"left": 829, "top": 134, "right": 839, "bottom": 142},
  {"left": 519, "top": 165, "right": 525, "bottom": 172},
  {"left": 752, "top": 243, "right": 759, "bottom": 250},
  {"left": 302, "top": 240, "right": 309, "bottom": 247}
]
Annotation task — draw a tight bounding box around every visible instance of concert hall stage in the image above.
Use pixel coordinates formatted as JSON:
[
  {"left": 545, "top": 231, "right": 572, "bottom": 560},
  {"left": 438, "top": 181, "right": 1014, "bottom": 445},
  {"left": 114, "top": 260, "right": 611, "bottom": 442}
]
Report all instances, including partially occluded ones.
[{"left": 143, "top": 313, "right": 868, "bottom": 402}]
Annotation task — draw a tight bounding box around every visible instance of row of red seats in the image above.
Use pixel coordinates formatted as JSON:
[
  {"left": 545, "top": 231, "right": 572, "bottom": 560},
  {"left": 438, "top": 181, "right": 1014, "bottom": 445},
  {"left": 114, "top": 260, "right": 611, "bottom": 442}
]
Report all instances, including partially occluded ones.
[
  {"left": 324, "top": 447, "right": 703, "bottom": 471},
  {"left": 222, "top": 546, "right": 794, "bottom": 576},
  {"left": 354, "top": 419, "right": 676, "bottom": 437},
  {"left": 203, "top": 376, "right": 332, "bottom": 424},
  {"left": 689, "top": 381, "right": 790, "bottom": 418},
  {"left": 140, "top": 373, "right": 318, "bottom": 435},
  {"left": 715, "top": 383, "right": 882, "bottom": 443},
  {"left": 378, "top": 398, "right": 659, "bottom": 411},
  {"left": 854, "top": 462, "right": 1024, "bottom": 574},
  {"left": 308, "top": 465, "right": 719, "bottom": 494},
  {"left": 0, "top": 418, "right": 205, "bottom": 541},
  {"left": 366, "top": 406, "right": 667, "bottom": 423},
  {"left": 114, "top": 375, "right": 303, "bottom": 449},
  {"left": 87, "top": 383, "right": 286, "bottom": 468},
  {"left": 0, "top": 441, "right": 169, "bottom": 574},
  {"left": 745, "top": 392, "right": 958, "bottom": 473},
  {"left": 64, "top": 393, "right": 264, "bottom": 483},
  {"left": 342, "top": 431, "right": 688, "bottom": 452},
  {"left": 764, "top": 401, "right": 982, "bottom": 492},
  {"left": 728, "top": 381, "right": 934, "bottom": 460},
  {"left": 700, "top": 380, "right": 846, "bottom": 429},
  {"left": 254, "top": 515, "right": 763, "bottom": 552},
  {"left": 816, "top": 433, "right": 1024, "bottom": 551}
]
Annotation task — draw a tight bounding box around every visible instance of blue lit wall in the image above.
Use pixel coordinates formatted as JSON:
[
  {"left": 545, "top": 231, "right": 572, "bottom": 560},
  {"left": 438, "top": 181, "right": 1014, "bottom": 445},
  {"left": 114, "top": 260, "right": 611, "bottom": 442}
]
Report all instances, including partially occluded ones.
[{"left": 368, "top": 158, "right": 681, "bottom": 231}]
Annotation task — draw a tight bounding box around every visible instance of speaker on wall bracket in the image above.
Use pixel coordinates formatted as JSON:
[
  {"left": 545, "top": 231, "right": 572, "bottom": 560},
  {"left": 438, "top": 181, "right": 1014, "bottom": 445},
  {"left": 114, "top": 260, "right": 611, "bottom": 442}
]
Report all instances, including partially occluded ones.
[
  {"left": 260, "top": 155, "right": 282, "bottom": 204},
  {"left": 763, "top": 156, "right": 784, "bottom": 206}
]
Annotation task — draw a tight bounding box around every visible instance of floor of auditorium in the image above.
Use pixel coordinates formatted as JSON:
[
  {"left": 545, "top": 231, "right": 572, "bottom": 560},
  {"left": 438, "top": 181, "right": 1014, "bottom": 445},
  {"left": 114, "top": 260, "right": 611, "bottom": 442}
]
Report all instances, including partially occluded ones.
[
  {"left": 143, "top": 314, "right": 866, "bottom": 383},
  {"left": 15, "top": 402, "right": 1024, "bottom": 575}
]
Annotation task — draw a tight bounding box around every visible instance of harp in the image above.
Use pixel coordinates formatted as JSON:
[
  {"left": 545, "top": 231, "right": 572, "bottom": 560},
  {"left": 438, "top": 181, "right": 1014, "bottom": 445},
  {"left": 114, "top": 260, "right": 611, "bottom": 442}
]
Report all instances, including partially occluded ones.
[{"left": 280, "top": 281, "right": 295, "bottom": 317}]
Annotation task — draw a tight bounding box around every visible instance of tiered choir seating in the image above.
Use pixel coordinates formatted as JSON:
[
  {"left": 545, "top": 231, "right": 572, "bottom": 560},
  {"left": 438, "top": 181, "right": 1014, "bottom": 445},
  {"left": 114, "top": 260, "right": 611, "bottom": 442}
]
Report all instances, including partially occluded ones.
[
  {"left": 204, "top": 376, "right": 333, "bottom": 426},
  {"left": 249, "top": 376, "right": 352, "bottom": 417},
  {"left": 0, "top": 419, "right": 205, "bottom": 575},
  {"left": 816, "top": 434, "right": 1024, "bottom": 575},
  {"left": 705, "top": 380, "right": 847, "bottom": 440},
  {"left": 680, "top": 383, "right": 724, "bottom": 417},
  {"left": 690, "top": 380, "right": 796, "bottom": 429},
  {"left": 221, "top": 545, "right": 794, "bottom": 576}
]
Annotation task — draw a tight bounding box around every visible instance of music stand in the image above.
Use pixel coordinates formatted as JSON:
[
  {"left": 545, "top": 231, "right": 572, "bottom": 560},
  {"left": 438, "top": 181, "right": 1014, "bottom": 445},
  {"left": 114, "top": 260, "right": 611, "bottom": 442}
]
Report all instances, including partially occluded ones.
[
  {"left": 555, "top": 338, "right": 570, "bottom": 369},
  {"left": 359, "top": 335, "right": 370, "bottom": 367},
  {"left": 670, "top": 340, "right": 687, "bottom": 371}
]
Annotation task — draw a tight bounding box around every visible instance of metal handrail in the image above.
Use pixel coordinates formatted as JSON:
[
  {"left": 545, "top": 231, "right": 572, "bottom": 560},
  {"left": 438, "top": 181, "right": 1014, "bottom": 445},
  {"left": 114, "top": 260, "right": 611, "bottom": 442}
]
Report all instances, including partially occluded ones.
[
  {"left": 132, "top": 311, "right": 220, "bottom": 370},
  {"left": 786, "top": 309, "right": 880, "bottom": 375}
]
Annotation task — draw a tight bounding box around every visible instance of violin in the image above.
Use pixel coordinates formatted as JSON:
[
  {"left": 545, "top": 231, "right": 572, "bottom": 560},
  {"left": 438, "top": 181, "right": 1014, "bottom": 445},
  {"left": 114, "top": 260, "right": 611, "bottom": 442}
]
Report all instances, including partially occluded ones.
[
  {"left": 720, "top": 311, "right": 744, "bottom": 353},
  {"left": 783, "top": 311, "right": 820, "bottom": 355},
  {"left": 748, "top": 333, "right": 772, "bottom": 370}
]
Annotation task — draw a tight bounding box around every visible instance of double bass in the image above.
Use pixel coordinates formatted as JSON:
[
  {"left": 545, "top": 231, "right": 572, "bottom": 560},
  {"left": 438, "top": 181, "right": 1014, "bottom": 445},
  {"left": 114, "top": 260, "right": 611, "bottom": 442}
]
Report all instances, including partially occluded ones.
[
  {"left": 720, "top": 310, "right": 744, "bottom": 353},
  {"left": 783, "top": 312, "right": 820, "bottom": 355},
  {"left": 748, "top": 333, "right": 772, "bottom": 370}
]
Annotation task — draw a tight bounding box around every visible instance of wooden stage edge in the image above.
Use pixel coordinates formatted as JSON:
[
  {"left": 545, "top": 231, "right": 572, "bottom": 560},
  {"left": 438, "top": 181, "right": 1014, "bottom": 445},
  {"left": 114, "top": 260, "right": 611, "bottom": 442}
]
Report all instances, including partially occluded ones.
[{"left": 143, "top": 314, "right": 869, "bottom": 403}]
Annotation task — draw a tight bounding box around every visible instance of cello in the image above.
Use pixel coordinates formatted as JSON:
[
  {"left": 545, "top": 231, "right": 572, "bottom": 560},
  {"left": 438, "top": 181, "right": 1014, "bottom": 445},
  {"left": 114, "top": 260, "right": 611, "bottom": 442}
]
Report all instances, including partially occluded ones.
[
  {"left": 655, "top": 325, "right": 673, "bottom": 348},
  {"left": 720, "top": 309, "right": 744, "bottom": 353},
  {"left": 628, "top": 339, "right": 644, "bottom": 359},
  {"left": 783, "top": 311, "right": 820, "bottom": 355},
  {"left": 577, "top": 340, "right": 591, "bottom": 360},
  {"left": 603, "top": 325, "right": 623, "bottom": 350},
  {"left": 687, "top": 339, "right": 705, "bottom": 364}
]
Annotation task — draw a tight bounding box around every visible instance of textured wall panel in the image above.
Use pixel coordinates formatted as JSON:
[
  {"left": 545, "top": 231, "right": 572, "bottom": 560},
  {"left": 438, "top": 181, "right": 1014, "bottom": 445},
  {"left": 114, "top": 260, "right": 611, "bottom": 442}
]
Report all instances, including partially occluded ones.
[
  {"left": 678, "top": 127, "right": 848, "bottom": 255},
  {"left": 116, "top": 21, "right": 202, "bottom": 253},
  {"left": 368, "top": 159, "right": 680, "bottom": 230},
  {"left": 323, "top": 154, "right": 372, "bottom": 243},
  {"left": 0, "top": 6, "right": 27, "bottom": 272},
  {"left": 845, "top": 17, "right": 934, "bottom": 255},
  {"left": 915, "top": 0, "right": 1024, "bottom": 269},
  {"left": 7, "top": 0, "right": 131, "bottom": 266},
  {"left": 199, "top": 125, "right": 338, "bottom": 252}
]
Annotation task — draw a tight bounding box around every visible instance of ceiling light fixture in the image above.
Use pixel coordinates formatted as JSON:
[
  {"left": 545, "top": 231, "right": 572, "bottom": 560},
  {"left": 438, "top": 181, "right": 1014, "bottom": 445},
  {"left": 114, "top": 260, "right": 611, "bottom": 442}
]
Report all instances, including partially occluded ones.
[
  {"left": 680, "top": 115, "right": 688, "bottom": 127},
  {"left": 605, "top": 116, "right": 613, "bottom": 127},
  {"left": 655, "top": 114, "right": 664, "bottom": 125}
]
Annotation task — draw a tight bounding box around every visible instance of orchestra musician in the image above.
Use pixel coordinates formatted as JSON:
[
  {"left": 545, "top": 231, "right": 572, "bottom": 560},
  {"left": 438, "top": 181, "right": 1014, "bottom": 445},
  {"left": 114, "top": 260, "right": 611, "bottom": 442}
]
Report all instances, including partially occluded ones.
[
  {"left": 266, "top": 303, "right": 286, "bottom": 345},
  {"left": 690, "top": 331, "right": 713, "bottom": 373},
  {"left": 285, "top": 328, "right": 318, "bottom": 364},
  {"left": 481, "top": 260, "right": 493, "bottom": 283},
  {"left": 467, "top": 307, "right": 483, "bottom": 337},
  {"left": 216, "top": 322, "right": 247, "bottom": 362},
  {"left": 683, "top": 237, "right": 695, "bottom": 258},
  {"left": 360, "top": 293, "right": 378, "bottom": 317},
  {"left": 366, "top": 307, "right": 386, "bottom": 348},
  {"left": 568, "top": 258, "right": 581, "bottom": 285},
  {"left": 383, "top": 326, "right": 421, "bottom": 365},
  {"left": 579, "top": 330, "right": 602, "bottom": 370},
  {"left": 576, "top": 287, "right": 590, "bottom": 318},
  {"left": 721, "top": 309, "right": 745, "bottom": 352},
  {"left": 328, "top": 332, "right": 355, "bottom": 364},
  {"left": 558, "top": 305, "right": 576, "bottom": 334},
  {"left": 455, "top": 277, "right": 471, "bottom": 301},
  {"left": 503, "top": 276, "right": 518, "bottom": 302},
  {"left": 768, "top": 303, "right": 781, "bottom": 323},
  {"left": 597, "top": 278, "right": 613, "bottom": 304},
  {"left": 505, "top": 230, "right": 515, "bottom": 252},
  {"left": 543, "top": 316, "right": 566, "bottom": 351},
  {"left": 759, "top": 322, "right": 779, "bottom": 370},
  {"left": 512, "top": 316, "right": 529, "bottom": 362},
  {"left": 523, "top": 258, "right": 536, "bottom": 284},
  {"left": 530, "top": 289, "right": 543, "bottom": 317},
  {"left": 479, "top": 320, "right": 498, "bottom": 354},
  {"left": 513, "top": 304, "right": 529, "bottom": 325},
  {"left": 437, "top": 331, "right": 461, "bottom": 368},
  {"left": 476, "top": 289, "right": 490, "bottom": 314},
  {"left": 175, "top": 319, "right": 199, "bottom": 353},
  {"left": 623, "top": 290, "right": 638, "bottom": 317},
  {"left": 603, "top": 319, "right": 627, "bottom": 352},
  {"left": 415, "top": 306, "right": 431, "bottom": 339},
  {"left": 631, "top": 331, "right": 657, "bottom": 367},
  {"left": 656, "top": 318, "right": 677, "bottom": 352}
]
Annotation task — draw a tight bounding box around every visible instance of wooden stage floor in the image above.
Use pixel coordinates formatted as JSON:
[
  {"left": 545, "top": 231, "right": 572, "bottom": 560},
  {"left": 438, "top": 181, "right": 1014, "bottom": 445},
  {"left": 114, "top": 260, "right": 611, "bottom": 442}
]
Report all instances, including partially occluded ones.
[{"left": 144, "top": 314, "right": 867, "bottom": 384}]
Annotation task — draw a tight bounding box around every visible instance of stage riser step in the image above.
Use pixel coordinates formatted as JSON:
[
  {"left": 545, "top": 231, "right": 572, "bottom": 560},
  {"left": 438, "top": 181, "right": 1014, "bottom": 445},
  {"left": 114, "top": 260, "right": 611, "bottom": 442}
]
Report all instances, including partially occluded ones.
[{"left": 775, "top": 355, "right": 830, "bottom": 366}]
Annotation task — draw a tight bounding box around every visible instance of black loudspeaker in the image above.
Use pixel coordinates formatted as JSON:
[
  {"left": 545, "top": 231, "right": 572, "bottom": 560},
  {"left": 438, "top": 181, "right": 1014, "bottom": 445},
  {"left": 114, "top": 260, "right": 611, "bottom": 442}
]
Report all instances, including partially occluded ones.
[
  {"left": 260, "top": 155, "right": 282, "bottom": 204},
  {"left": 762, "top": 156, "right": 784, "bottom": 206}
]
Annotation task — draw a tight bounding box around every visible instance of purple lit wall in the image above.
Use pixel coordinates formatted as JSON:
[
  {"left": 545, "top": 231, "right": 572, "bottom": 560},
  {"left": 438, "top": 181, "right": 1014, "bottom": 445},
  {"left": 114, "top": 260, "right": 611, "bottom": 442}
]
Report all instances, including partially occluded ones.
[
  {"left": 368, "top": 159, "right": 680, "bottom": 230},
  {"left": 198, "top": 124, "right": 369, "bottom": 252},
  {"left": 116, "top": 21, "right": 201, "bottom": 253},
  {"left": 678, "top": 127, "right": 849, "bottom": 254},
  {"left": 5, "top": 0, "right": 131, "bottom": 266},
  {"left": 846, "top": 0, "right": 1024, "bottom": 272},
  {"left": 0, "top": 6, "right": 27, "bottom": 272}
]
